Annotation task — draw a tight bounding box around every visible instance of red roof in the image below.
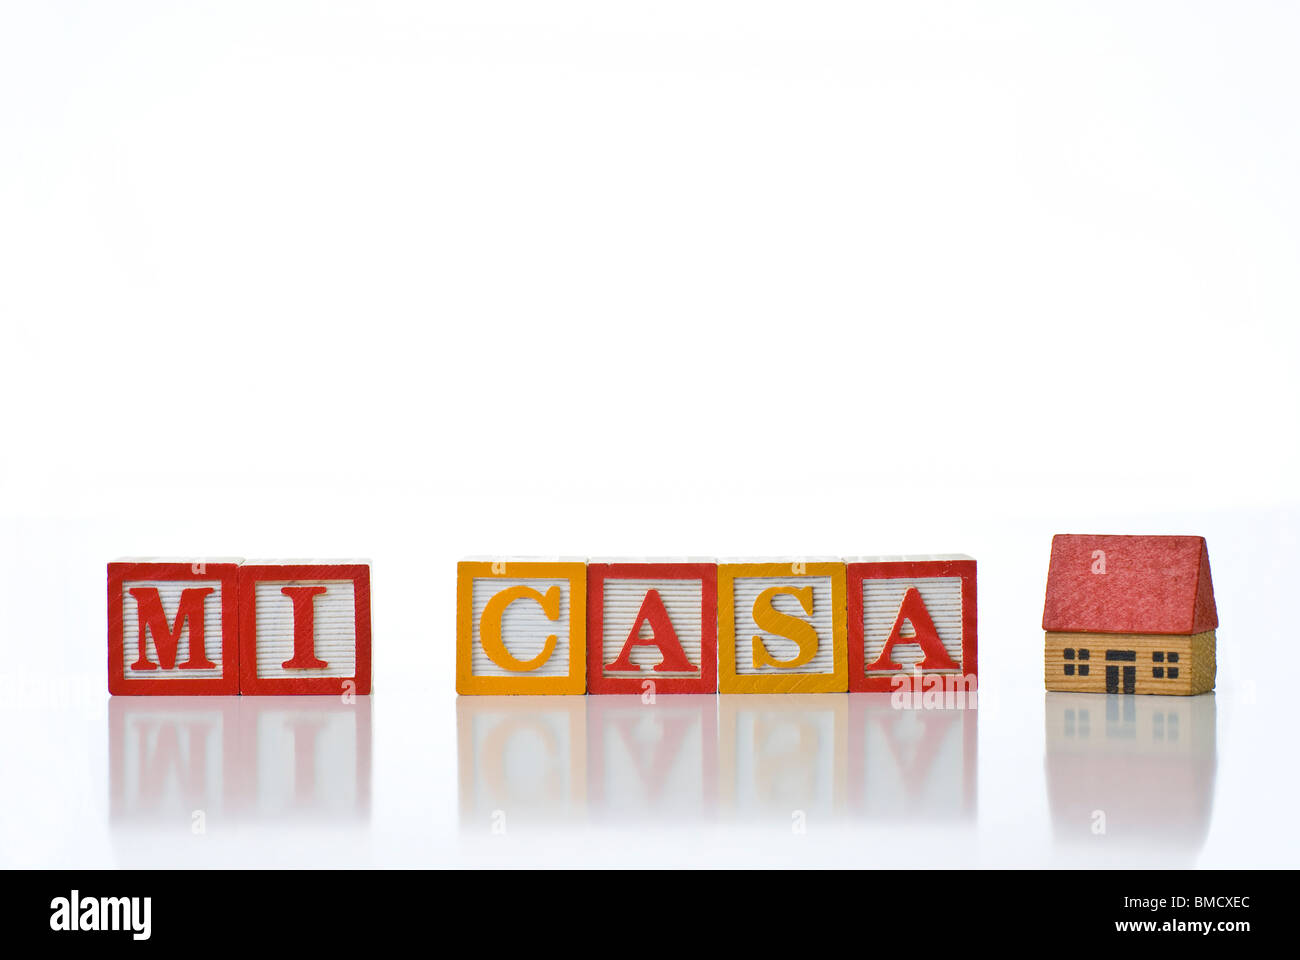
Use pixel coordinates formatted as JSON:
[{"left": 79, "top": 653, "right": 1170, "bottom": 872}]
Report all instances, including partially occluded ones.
[{"left": 1042, "top": 535, "right": 1217, "bottom": 635}]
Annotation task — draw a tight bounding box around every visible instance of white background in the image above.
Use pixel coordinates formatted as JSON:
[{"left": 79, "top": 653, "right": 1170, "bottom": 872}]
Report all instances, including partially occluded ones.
[{"left": 1, "top": 2, "right": 1297, "bottom": 868}]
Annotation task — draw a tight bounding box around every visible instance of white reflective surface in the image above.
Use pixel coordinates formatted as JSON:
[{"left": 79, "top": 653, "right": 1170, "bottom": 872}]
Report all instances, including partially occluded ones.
[{"left": 3, "top": 1, "right": 1300, "bottom": 869}]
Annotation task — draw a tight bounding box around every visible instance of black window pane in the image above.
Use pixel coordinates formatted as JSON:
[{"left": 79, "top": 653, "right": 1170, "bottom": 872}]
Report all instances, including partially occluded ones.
[
  {"left": 1079, "top": 664, "right": 1090, "bottom": 676},
  {"left": 1079, "top": 649, "right": 1090, "bottom": 660},
  {"left": 1064, "top": 648, "right": 1075, "bottom": 660},
  {"left": 1153, "top": 651, "right": 1164, "bottom": 662},
  {"left": 1064, "top": 664, "right": 1075, "bottom": 676},
  {"left": 1168, "top": 667, "right": 1179, "bottom": 679},
  {"left": 1168, "top": 652, "right": 1179, "bottom": 663},
  {"left": 1153, "top": 667, "right": 1164, "bottom": 678}
]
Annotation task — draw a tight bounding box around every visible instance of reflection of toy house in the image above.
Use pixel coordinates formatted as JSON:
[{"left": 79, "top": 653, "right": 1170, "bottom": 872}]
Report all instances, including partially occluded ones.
[
  {"left": 1042, "top": 535, "right": 1217, "bottom": 695},
  {"left": 1044, "top": 693, "right": 1216, "bottom": 859}
]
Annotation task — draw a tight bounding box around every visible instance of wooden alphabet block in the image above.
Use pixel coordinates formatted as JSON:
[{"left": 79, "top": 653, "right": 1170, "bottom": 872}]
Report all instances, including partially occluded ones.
[
  {"left": 108, "top": 559, "right": 241, "bottom": 695},
  {"left": 586, "top": 561, "right": 718, "bottom": 694},
  {"left": 457, "top": 559, "right": 587, "bottom": 694},
  {"left": 1042, "top": 534, "right": 1217, "bottom": 695},
  {"left": 238, "top": 561, "right": 372, "bottom": 696},
  {"left": 717, "top": 561, "right": 847, "bottom": 693},
  {"left": 846, "top": 556, "right": 977, "bottom": 693}
]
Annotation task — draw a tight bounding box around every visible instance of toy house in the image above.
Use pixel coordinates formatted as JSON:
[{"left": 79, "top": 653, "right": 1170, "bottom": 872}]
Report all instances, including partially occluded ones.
[{"left": 1042, "top": 535, "right": 1217, "bottom": 696}]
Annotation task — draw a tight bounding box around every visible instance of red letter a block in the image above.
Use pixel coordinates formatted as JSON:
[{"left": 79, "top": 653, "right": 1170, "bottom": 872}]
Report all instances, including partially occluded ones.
[
  {"left": 238, "top": 561, "right": 372, "bottom": 696},
  {"left": 108, "top": 560, "right": 241, "bottom": 695},
  {"left": 847, "top": 556, "right": 977, "bottom": 693},
  {"left": 587, "top": 562, "right": 718, "bottom": 694}
]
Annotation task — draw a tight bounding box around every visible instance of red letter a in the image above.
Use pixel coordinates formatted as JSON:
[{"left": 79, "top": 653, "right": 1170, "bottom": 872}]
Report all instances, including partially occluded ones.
[
  {"left": 866, "top": 586, "right": 960, "bottom": 672},
  {"left": 281, "top": 586, "right": 329, "bottom": 669},
  {"left": 129, "top": 587, "right": 216, "bottom": 670},
  {"left": 605, "top": 589, "right": 697, "bottom": 673}
]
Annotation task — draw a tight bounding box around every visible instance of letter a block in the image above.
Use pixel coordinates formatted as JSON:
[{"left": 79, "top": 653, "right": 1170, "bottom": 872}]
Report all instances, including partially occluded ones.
[
  {"left": 846, "top": 556, "right": 977, "bottom": 693},
  {"left": 108, "top": 560, "right": 241, "bottom": 695},
  {"left": 238, "top": 562, "right": 372, "bottom": 695},
  {"left": 718, "top": 561, "right": 847, "bottom": 693},
  {"left": 457, "top": 560, "right": 586, "bottom": 694},
  {"left": 586, "top": 561, "right": 718, "bottom": 694}
]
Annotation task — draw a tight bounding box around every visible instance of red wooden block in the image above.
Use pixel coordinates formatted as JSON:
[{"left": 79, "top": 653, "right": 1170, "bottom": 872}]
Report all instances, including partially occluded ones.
[
  {"left": 108, "top": 559, "right": 241, "bottom": 695},
  {"left": 846, "top": 556, "right": 978, "bottom": 694},
  {"left": 587, "top": 561, "right": 718, "bottom": 694},
  {"left": 238, "top": 561, "right": 372, "bottom": 696}
]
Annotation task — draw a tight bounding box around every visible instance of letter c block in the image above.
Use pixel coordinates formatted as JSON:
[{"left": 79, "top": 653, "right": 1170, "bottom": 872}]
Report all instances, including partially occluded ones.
[{"left": 457, "top": 560, "right": 587, "bottom": 695}]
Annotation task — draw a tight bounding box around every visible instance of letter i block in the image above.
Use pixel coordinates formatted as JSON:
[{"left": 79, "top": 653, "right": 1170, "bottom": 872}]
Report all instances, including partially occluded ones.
[
  {"left": 457, "top": 560, "right": 587, "bottom": 694},
  {"left": 718, "top": 561, "right": 848, "bottom": 693},
  {"left": 238, "top": 562, "right": 372, "bottom": 695},
  {"left": 846, "top": 556, "right": 977, "bottom": 693},
  {"left": 108, "top": 560, "right": 241, "bottom": 695},
  {"left": 587, "top": 561, "right": 718, "bottom": 694}
]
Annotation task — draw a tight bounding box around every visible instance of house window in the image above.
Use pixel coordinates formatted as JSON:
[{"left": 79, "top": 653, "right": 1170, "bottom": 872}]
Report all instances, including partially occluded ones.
[
  {"left": 1153, "top": 651, "right": 1180, "bottom": 678},
  {"left": 1064, "top": 648, "right": 1090, "bottom": 676}
]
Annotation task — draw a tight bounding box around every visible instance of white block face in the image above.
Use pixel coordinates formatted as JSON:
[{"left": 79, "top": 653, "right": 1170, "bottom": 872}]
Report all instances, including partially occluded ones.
[
  {"left": 470, "top": 578, "right": 571, "bottom": 677},
  {"left": 601, "top": 578, "right": 704, "bottom": 678},
  {"left": 862, "top": 575, "right": 964, "bottom": 673},
  {"left": 122, "top": 580, "right": 224, "bottom": 680},
  {"left": 254, "top": 580, "right": 357, "bottom": 679},
  {"left": 732, "top": 576, "right": 835, "bottom": 675}
]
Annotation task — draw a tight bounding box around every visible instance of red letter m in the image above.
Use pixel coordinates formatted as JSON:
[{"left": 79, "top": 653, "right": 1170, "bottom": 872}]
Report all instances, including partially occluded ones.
[{"left": 129, "top": 587, "right": 216, "bottom": 670}]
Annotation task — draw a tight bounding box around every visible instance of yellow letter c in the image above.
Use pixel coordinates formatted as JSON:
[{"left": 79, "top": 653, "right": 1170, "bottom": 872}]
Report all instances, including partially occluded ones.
[{"left": 480, "top": 585, "right": 562, "bottom": 672}]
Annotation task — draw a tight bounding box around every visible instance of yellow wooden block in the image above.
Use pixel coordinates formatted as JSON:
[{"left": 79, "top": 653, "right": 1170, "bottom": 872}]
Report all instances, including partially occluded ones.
[
  {"left": 718, "top": 561, "right": 848, "bottom": 693},
  {"left": 456, "top": 560, "right": 587, "bottom": 695}
]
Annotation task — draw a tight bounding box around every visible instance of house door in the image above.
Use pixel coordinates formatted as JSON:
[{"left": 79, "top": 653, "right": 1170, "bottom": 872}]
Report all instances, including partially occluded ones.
[{"left": 1104, "top": 652, "right": 1137, "bottom": 694}]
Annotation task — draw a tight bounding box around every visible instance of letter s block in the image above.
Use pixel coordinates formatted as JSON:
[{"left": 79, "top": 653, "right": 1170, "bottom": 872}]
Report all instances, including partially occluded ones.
[
  {"left": 846, "top": 556, "right": 977, "bottom": 693},
  {"left": 108, "top": 560, "right": 241, "bottom": 695},
  {"left": 457, "top": 560, "right": 587, "bottom": 695},
  {"left": 586, "top": 561, "right": 718, "bottom": 694},
  {"left": 238, "top": 562, "right": 372, "bottom": 695},
  {"left": 718, "top": 561, "right": 848, "bottom": 693}
]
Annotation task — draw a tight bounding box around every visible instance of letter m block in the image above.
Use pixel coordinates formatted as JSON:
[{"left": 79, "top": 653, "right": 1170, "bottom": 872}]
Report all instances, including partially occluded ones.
[{"left": 108, "top": 560, "right": 240, "bottom": 695}]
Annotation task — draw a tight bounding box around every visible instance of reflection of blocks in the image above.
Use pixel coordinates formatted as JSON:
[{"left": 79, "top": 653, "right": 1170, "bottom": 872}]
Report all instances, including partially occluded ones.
[
  {"left": 109, "top": 696, "right": 240, "bottom": 819},
  {"left": 718, "top": 694, "right": 847, "bottom": 818},
  {"left": 456, "top": 696, "right": 587, "bottom": 826},
  {"left": 108, "top": 560, "right": 241, "bottom": 695},
  {"left": 457, "top": 560, "right": 587, "bottom": 694},
  {"left": 846, "top": 557, "right": 977, "bottom": 693},
  {"left": 587, "top": 695, "right": 718, "bottom": 821},
  {"left": 847, "top": 695, "right": 977, "bottom": 819},
  {"left": 236, "top": 697, "right": 372, "bottom": 819},
  {"left": 238, "top": 562, "right": 372, "bottom": 696},
  {"left": 718, "top": 561, "right": 847, "bottom": 693},
  {"left": 587, "top": 562, "right": 717, "bottom": 694}
]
